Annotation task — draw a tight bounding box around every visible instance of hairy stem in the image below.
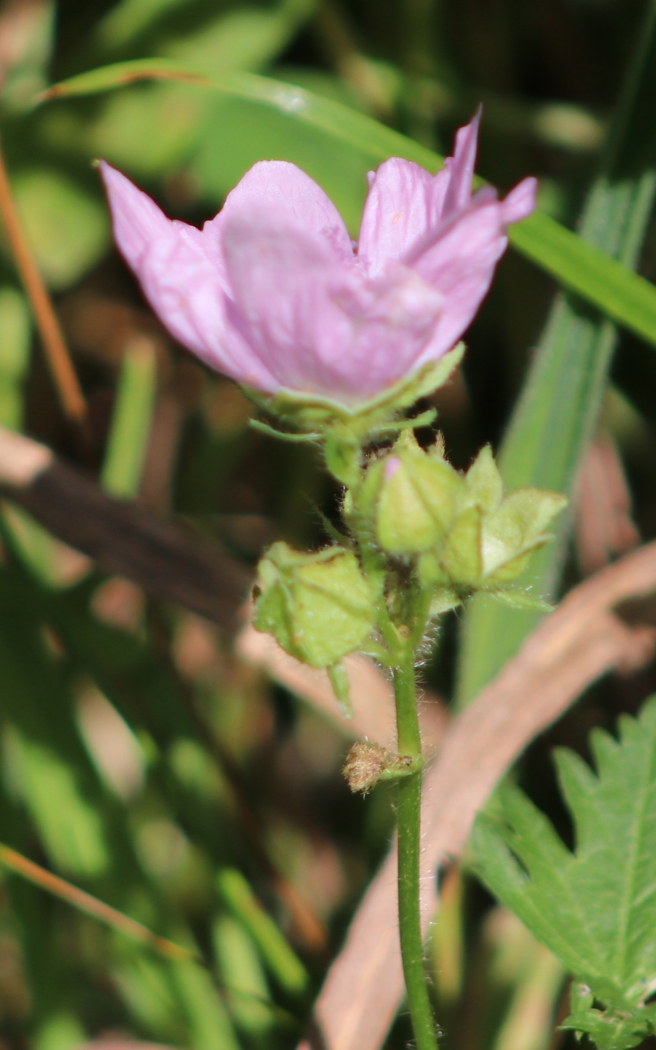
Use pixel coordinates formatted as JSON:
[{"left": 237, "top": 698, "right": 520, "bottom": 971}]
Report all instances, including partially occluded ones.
[{"left": 394, "top": 650, "right": 439, "bottom": 1050}]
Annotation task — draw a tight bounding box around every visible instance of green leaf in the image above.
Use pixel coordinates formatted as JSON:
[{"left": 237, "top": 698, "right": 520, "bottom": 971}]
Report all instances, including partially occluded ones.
[
  {"left": 101, "top": 340, "right": 157, "bottom": 499},
  {"left": 11, "top": 169, "right": 109, "bottom": 289},
  {"left": 471, "top": 697, "right": 656, "bottom": 1049},
  {"left": 456, "top": 0, "right": 656, "bottom": 704},
  {"left": 39, "top": 60, "right": 656, "bottom": 343},
  {"left": 162, "top": 0, "right": 318, "bottom": 77},
  {"left": 212, "top": 915, "right": 274, "bottom": 1034},
  {"left": 217, "top": 868, "right": 309, "bottom": 995}
]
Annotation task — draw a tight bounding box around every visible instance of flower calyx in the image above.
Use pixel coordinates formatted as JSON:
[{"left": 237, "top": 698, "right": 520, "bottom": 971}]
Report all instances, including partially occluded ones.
[
  {"left": 342, "top": 742, "right": 425, "bottom": 794},
  {"left": 372, "top": 441, "right": 567, "bottom": 612},
  {"left": 252, "top": 541, "right": 377, "bottom": 672},
  {"left": 245, "top": 345, "right": 465, "bottom": 485}
]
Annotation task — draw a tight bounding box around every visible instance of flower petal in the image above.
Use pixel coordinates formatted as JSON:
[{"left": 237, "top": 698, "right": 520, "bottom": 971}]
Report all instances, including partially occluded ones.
[
  {"left": 213, "top": 160, "right": 353, "bottom": 260},
  {"left": 501, "top": 176, "right": 538, "bottom": 225},
  {"left": 441, "top": 108, "right": 481, "bottom": 216},
  {"left": 357, "top": 111, "right": 482, "bottom": 275},
  {"left": 101, "top": 161, "right": 279, "bottom": 391},
  {"left": 408, "top": 195, "right": 511, "bottom": 364},
  {"left": 99, "top": 161, "right": 171, "bottom": 266},
  {"left": 222, "top": 211, "right": 443, "bottom": 402},
  {"left": 357, "top": 159, "right": 439, "bottom": 274}
]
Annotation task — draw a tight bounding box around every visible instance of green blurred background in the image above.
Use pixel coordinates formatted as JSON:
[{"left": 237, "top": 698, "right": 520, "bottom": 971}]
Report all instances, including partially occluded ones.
[{"left": 0, "top": 2, "right": 654, "bottom": 1050}]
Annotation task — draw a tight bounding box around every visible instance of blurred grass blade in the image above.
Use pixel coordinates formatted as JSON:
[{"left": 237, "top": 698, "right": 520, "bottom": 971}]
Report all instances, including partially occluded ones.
[
  {"left": 456, "top": 0, "right": 656, "bottom": 705},
  {"left": 171, "top": 959, "right": 241, "bottom": 1050},
  {"left": 217, "top": 868, "right": 309, "bottom": 995},
  {"left": 0, "top": 842, "right": 195, "bottom": 960},
  {"left": 101, "top": 339, "right": 157, "bottom": 498},
  {"left": 510, "top": 211, "right": 656, "bottom": 347},
  {"left": 39, "top": 60, "right": 656, "bottom": 347}
]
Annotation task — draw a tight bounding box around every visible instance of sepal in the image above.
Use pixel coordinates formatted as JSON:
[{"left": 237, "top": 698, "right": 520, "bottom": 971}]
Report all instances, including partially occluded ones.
[
  {"left": 253, "top": 542, "right": 376, "bottom": 668},
  {"left": 244, "top": 344, "right": 465, "bottom": 444},
  {"left": 481, "top": 488, "right": 567, "bottom": 582},
  {"left": 376, "top": 433, "right": 463, "bottom": 553}
]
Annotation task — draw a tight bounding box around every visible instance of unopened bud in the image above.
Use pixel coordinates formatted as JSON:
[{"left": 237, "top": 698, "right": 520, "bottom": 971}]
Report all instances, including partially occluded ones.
[{"left": 376, "top": 434, "right": 463, "bottom": 553}]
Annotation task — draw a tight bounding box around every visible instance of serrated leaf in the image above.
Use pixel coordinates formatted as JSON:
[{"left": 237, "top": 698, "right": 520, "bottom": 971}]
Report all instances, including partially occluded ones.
[{"left": 472, "top": 698, "right": 656, "bottom": 1048}]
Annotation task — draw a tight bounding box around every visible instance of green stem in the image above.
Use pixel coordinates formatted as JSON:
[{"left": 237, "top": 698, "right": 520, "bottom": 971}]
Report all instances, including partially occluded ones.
[{"left": 394, "top": 650, "right": 439, "bottom": 1050}]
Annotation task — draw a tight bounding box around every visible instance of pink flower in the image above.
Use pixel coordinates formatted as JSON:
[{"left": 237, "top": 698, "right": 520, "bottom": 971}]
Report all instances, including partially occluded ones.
[{"left": 100, "top": 112, "right": 536, "bottom": 406}]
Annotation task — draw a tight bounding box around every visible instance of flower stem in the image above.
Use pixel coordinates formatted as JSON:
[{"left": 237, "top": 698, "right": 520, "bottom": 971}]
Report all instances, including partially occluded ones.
[{"left": 394, "top": 650, "right": 439, "bottom": 1050}]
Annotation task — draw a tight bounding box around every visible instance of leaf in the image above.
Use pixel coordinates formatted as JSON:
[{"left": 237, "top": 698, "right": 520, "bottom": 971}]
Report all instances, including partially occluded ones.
[
  {"left": 217, "top": 868, "right": 309, "bottom": 995},
  {"left": 11, "top": 168, "right": 109, "bottom": 289},
  {"left": 456, "top": 0, "right": 656, "bottom": 704},
  {"left": 161, "top": 0, "right": 318, "bottom": 77},
  {"left": 39, "top": 60, "right": 656, "bottom": 344},
  {"left": 101, "top": 340, "right": 157, "bottom": 499},
  {"left": 471, "top": 697, "right": 656, "bottom": 1049}
]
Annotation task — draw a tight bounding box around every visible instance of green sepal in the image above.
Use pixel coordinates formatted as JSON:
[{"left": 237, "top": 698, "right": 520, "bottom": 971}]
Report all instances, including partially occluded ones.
[
  {"left": 440, "top": 505, "right": 483, "bottom": 586},
  {"left": 324, "top": 434, "right": 361, "bottom": 488},
  {"left": 428, "top": 588, "right": 464, "bottom": 615},
  {"left": 327, "top": 662, "right": 353, "bottom": 718},
  {"left": 243, "top": 343, "right": 464, "bottom": 440},
  {"left": 462, "top": 444, "right": 503, "bottom": 512},
  {"left": 253, "top": 542, "right": 376, "bottom": 668},
  {"left": 376, "top": 434, "right": 463, "bottom": 553},
  {"left": 417, "top": 550, "right": 449, "bottom": 588},
  {"left": 248, "top": 418, "right": 322, "bottom": 443},
  {"left": 485, "top": 588, "right": 554, "bottom": 612},
  {"left": 481, "top": 488, "right": 568, "bottom": 581}
]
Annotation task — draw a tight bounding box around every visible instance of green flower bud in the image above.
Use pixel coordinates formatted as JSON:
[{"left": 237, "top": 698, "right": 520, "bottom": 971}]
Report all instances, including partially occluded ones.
[
  {"left": 253, "top": 542, "right": 376, "bottom": 668},
  {"left": 416, "top": 446, "right": 567, "bottom": 603},
  {"left": 441, "top": 504, "right": 484, "bottom": 585},
  {"left": 481, "top": 488, "right": 567, "bottom": 583},
  {"left": 376, "top": 435, "right": 463, "bottom": 553},
  {"left": 462, "top": 445, "right": 503, "bottom": 512}
]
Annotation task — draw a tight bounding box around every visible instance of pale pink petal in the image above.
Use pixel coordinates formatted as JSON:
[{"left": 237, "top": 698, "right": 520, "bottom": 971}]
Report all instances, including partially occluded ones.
[
  {"left": 441, "top": 108, "right": 481, "bottom": 216},
  {"left": 408, "top": 196, "right": 510, "bottom": 365},
  {"left": 501, "top": 176, "right": 538, "bottom": 224},
  {"left": 358, "top": 111, "right": 482, "bottom": 276},
  {"left": 222, "top": 213, "right": 442, "bottom": 401},
  {"left": 101, "top": 162, "right": 279, "bottom": 391},
  {"left": 99, "top": 161, "right": 171, "bottom": 266},
  {"left": 205, "top": 160, "right": 353, "bottom": 261},
  {"left": 138, "top": 230, "right": 278, "bottom": 391},
  {"left": 357, "top": 159, "right": 438, "bottom": 275}
]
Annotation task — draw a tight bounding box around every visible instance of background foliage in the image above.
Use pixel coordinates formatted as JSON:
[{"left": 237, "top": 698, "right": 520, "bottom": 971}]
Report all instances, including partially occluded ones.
[{"left": 1, "top": 2, "right": 656, "bottom": 1050}]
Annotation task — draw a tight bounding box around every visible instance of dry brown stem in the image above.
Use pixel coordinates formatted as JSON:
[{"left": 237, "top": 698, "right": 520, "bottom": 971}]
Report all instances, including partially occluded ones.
[
  {"left": 0, "top": 425, "right": 251, "bottom": 630},
  {"left": 574, "top": 431, "right": 639, "bottom": 574},
  {"left": 303, "top": 542, "right": 656, "bottom": 1050}
]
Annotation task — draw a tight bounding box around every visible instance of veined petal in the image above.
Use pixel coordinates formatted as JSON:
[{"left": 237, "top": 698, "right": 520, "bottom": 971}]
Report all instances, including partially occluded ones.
[
  {"left": 358, "top": 159, "right": 438, "bottom": 275},
  {"left": 211, "top": 160, "right": 354, "bottom": 261},
  {"left": 441, "top": 108, "right": 481, "bottom": 216},
  {"left": 100, "top": 161, "right": 171, "bottom": 266},
  {"left": 408, "top": 196, "right": 510, "bottom": 364},
  {"left": 357, "top": 111, "right": 482, "bottom": 276},
  {"left": 139, "top": 229, "right": 278, "bottom": 391},
  {"left": 223, "top": 212, "right": 442, "bottom": 401},
  {"left": 501, "top": 176, "right": 538, "bottom": 225},
  {"left": 101, "top": 162, "right": 279, "bottom": 391}
]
